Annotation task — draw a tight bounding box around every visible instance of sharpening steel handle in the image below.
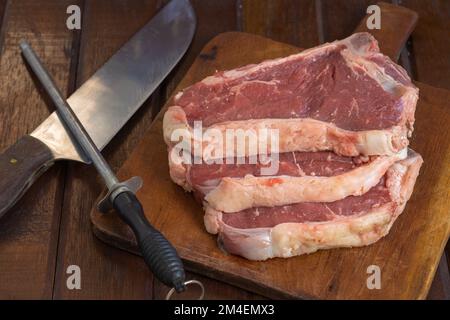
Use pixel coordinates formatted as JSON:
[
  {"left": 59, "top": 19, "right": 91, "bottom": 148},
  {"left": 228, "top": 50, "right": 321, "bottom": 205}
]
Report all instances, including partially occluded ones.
[{"left": 113, "top": 190, "right": 186, "bottom": 292}]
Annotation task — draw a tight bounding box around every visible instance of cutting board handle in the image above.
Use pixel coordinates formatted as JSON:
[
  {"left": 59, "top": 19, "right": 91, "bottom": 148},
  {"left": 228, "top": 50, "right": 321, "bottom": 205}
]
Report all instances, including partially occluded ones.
[{"left": 354, "top": 2, "right": 418, "bottom": 62}]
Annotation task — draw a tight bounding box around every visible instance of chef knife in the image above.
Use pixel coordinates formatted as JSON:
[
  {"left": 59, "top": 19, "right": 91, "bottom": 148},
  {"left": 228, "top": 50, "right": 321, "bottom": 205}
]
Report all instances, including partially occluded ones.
[
  {"left": 0, "top": 0, "right": 196, "bottom": 217},
  {"left": 20, "top": 40, "right": 189, "bottom": 293}
]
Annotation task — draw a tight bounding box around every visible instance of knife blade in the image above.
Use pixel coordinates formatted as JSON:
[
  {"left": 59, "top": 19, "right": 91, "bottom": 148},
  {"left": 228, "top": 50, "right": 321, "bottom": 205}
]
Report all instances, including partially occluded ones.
[
  {"left": 34, "top": 0, "right": 196, "bottom": 162},
  {"left": 0, "top": 0, "right": 196, "bottom": 217}
]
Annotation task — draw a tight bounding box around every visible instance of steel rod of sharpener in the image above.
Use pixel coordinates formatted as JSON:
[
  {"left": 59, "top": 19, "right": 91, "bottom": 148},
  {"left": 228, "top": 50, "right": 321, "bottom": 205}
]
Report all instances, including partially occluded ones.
[
  {"left": 20, "top": 41, "right": 188, "bottom": 294},
  {"left": 20, "top": 41, "right": 119, "bottom": 190}
]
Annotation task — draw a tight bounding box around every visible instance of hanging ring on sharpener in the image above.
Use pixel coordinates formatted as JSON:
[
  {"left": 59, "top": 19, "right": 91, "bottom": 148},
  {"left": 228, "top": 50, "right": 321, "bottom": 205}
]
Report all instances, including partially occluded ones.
[{"left": 165, "top": 279, "right": 205, "bottom": 300}]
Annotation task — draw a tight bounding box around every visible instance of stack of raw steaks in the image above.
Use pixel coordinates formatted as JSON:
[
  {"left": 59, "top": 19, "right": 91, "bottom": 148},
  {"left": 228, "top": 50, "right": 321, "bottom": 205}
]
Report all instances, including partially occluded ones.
[{"left": 163, "top": 33, "right": 422, "bottom": 260}]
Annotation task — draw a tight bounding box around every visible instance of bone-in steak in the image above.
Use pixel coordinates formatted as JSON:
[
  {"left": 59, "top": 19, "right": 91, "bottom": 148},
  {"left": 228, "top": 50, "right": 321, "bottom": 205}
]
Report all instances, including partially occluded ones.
[
  {"left": 164, "top": 33, "right": 418, "bottom": 157},
  {"left": 205, "top": 151, "right": 422, "bottom": 260}
]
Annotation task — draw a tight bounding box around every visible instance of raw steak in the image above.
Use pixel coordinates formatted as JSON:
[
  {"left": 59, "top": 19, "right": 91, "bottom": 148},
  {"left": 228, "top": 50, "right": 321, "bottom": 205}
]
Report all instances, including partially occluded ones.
[
  {"left": 169, "top": 148, "right": 407, "bottom": 211},
  {"left": 163, "top": 32, "right": 418, "bottom": 158},
  {"left": 205, "top": 151, "right": 422, "bottom": 260},
  {"left": 162, "top": 32, "right": 423, "bottom": 261}
]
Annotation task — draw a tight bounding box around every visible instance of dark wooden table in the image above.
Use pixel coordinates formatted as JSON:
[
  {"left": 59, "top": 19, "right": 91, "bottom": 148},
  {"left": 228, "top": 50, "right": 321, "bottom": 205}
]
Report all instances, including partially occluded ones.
[{"left": 0, "top": 0, "right": 448, "bottom": 300}]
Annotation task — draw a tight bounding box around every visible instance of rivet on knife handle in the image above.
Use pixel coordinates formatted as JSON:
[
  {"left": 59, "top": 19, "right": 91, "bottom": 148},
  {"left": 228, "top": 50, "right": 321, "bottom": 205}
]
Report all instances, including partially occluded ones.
[{"left": 20, "top": 40, "right": 188, "bottom": 293}]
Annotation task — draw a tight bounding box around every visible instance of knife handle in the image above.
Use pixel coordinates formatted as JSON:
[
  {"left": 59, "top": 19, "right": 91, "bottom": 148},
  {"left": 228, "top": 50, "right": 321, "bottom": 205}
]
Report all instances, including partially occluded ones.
[
  {"left": 0, "top": 135, "right": 54, "bottom": 218},
  {"left": 113, "top": 190, "right": 186, "bottom": 292}
]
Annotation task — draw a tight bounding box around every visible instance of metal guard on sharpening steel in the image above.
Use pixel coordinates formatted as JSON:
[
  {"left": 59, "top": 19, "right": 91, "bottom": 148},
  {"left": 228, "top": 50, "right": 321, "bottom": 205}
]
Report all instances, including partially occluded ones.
[{"left": 97, "top": 176, "right": 143, "bottom": 213}]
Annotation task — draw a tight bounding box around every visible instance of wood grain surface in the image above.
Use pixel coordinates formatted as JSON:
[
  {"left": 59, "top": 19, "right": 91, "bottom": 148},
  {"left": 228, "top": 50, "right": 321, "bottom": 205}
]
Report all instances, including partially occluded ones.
[
  {"left": 242, "top": 0, "right": 320, "bottom": 48},
  {"left": 90, "top": 27, "right": 450, "bottom": 298},
  {"left": 401, "top": 0, "right": 450, "bottom": 89},
  {"left": 0, "top": 0, "right": 80, "bottom": 299},
  {"left": 0, "top": 0, "right": 448, "bottom": 299}
]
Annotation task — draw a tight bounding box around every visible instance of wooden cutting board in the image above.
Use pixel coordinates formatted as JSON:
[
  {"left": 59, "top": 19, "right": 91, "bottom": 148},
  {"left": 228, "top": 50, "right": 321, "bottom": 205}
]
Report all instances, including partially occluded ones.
[{"left": 90, "top": 5, "right": 450, "bottom": 299}]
